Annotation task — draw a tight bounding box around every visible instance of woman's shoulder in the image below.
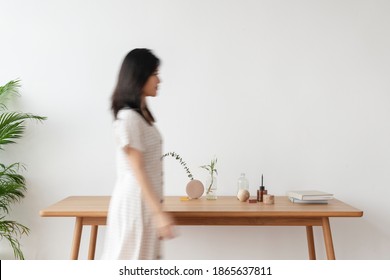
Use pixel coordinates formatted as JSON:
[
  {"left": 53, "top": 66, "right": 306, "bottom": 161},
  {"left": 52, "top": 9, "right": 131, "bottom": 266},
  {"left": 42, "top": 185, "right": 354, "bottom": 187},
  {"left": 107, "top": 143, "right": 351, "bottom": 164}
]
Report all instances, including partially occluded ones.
[{"left": 117, "top": 108, "right": 143, "bottom": 122}]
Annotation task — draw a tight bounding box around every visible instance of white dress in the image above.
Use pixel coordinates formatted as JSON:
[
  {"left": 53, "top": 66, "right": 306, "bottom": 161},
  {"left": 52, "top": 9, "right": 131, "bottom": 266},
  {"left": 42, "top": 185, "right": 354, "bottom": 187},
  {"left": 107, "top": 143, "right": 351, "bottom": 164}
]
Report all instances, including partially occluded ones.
[{"left": 101, "top": 109, "right": 163, "bottom": 259}]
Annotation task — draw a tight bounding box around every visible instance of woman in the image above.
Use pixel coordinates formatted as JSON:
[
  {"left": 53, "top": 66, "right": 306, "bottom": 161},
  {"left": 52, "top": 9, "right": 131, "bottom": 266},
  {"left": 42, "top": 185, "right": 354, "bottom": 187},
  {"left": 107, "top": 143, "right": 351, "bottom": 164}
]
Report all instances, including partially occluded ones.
[{"left": 101, "top": 49, "right": 174, "bottom": 260}]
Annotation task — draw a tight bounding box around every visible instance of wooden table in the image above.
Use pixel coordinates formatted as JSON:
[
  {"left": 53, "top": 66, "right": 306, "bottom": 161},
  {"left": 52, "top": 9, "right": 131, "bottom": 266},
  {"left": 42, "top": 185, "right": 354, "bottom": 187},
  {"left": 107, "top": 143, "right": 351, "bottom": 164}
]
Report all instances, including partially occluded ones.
[{"left": 39, "top": 196, "right": 363, "bottom": 260}]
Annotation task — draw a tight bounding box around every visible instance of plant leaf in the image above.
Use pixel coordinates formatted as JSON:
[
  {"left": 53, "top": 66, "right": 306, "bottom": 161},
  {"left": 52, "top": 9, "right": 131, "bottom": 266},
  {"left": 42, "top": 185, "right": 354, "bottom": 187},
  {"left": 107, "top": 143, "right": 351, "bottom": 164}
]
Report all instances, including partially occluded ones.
[
  {"left": 0, "top": 112, "right": 46, "bottom": 150},
  {"left": 0, "top": 218, "right": 29, "bottom": 259},
  {"left": 161, "top": 151, "right": 194, "bottom": 180},
  {"left": 0, "top": 163, "right": 26, "bottom": 214},
  {"left": 0, "top": 80, "right": 21, "bottom": 111}
]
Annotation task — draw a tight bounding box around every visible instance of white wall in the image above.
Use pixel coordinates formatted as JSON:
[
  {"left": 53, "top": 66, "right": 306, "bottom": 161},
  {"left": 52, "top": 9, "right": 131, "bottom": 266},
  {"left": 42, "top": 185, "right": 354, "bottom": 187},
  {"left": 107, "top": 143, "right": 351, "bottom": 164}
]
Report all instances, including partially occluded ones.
[{"left": 1, "top": 0, "right": 389, "bottom": 259}]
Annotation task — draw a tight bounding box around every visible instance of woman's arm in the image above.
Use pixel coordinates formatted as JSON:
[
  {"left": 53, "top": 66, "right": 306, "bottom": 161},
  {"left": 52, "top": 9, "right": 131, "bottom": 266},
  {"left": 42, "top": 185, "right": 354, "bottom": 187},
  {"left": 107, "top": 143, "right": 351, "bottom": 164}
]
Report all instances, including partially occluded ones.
[{"left": 124, "top": 146, "right": 175, "bottom": 240}]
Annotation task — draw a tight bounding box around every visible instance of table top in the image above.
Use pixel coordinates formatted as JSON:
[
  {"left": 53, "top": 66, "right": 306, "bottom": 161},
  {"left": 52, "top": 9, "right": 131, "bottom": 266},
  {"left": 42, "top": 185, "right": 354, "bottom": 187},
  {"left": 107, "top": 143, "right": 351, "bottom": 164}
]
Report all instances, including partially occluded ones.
[{"left": 40, "top": 196, "right": 363, "bottom": 218}]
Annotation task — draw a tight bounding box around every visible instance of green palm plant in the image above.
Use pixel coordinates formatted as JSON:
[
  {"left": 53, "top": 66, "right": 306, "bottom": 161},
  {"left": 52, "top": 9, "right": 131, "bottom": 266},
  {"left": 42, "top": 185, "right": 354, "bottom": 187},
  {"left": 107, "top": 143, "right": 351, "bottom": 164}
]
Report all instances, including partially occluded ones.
[{"left": 0, "top": 79, "right": 46, "bottom": 259}]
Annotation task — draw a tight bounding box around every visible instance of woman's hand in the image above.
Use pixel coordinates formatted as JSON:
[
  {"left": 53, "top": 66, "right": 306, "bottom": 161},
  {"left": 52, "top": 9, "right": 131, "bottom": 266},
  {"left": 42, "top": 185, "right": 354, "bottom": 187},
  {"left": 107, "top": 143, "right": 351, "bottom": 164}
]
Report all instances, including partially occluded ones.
[{"left": 156, "top": 212, "right": 175, "bottom": 240}]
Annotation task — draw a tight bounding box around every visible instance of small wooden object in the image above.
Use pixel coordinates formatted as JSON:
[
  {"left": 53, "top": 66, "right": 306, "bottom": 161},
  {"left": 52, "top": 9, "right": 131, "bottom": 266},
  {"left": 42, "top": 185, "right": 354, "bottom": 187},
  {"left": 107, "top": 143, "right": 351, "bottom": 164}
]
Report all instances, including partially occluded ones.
[
  {"left": 237, "top": 189, "right": 250, "bottom": 202},
  {"left": 263, "top": 194, "right": 275, "bottom": 205}
]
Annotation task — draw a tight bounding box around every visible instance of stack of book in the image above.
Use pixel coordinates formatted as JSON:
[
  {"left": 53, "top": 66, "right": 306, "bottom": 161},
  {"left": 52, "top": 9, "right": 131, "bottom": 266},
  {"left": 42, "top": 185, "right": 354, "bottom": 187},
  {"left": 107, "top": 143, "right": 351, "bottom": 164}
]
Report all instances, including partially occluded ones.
[{"left": 286, "top": 190, "right": 334, "bottom": 204}]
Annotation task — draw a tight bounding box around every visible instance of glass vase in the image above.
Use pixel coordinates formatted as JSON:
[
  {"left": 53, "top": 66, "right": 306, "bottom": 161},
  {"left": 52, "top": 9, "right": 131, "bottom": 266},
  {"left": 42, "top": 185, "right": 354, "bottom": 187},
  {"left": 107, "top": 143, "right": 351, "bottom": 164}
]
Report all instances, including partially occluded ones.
[{"left": 205, "top": 175, "right": 217, "bottom": 200}]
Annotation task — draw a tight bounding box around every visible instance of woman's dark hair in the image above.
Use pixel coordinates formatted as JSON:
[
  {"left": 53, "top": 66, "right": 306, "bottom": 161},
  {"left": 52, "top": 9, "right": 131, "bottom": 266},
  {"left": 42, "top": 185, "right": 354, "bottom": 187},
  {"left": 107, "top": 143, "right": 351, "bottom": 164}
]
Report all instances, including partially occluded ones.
[{"left": 111, "top": 48, "right": 160, "bottom": 123}]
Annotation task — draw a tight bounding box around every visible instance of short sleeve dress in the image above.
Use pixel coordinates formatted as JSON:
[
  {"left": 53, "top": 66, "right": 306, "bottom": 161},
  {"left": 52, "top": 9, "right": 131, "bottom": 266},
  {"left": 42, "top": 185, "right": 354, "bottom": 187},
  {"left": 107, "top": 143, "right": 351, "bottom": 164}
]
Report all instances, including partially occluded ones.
[{"left": 101, "top": 109, "right": 163, "bottom": 259}]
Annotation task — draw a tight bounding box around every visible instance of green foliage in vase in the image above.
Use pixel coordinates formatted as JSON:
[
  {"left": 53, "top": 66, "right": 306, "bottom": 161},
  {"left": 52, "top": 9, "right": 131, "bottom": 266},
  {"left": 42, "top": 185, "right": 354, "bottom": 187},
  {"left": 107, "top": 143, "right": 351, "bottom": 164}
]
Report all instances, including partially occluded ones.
[
  {"left": 162, "top": 152, "right": 194, "bottom": 180},
  {"left": 200, "top": 157, "right": 218, "bottom": 194},
  {"left": 0, "top": 79, "right": 46, "bottom": 259}
]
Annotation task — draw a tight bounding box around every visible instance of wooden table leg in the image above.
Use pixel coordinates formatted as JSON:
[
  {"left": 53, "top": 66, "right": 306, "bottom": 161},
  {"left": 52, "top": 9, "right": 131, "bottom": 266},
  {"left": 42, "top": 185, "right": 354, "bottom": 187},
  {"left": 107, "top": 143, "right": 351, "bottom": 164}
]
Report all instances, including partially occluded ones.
[
  {"left": 306, "top": 226, "right": 316, "bottom": 260},
  {"left": 322, "top": 217, "right": 336, "bottom": 260},
  {"left": 71, "top": 217, "right": 83, "bottom": 260},
  {"left": 88, "top": 225, "right": 99, "bottom": 260}
]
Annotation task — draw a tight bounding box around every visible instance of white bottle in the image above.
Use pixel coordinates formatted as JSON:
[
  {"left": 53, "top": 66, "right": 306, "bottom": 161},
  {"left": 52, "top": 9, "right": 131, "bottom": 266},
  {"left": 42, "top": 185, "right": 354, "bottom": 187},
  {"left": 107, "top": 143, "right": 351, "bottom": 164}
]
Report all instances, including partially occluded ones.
[{"left": 237, "top": 173, "right": 249, "bottom": 196}]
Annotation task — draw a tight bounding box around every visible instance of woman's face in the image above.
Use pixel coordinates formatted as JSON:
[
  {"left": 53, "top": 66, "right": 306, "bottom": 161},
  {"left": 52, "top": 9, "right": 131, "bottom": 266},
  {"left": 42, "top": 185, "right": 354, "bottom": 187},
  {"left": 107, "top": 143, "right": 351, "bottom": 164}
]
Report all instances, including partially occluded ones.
[{"left": 142, "top": 69, "right": 160, "bottom": 97}]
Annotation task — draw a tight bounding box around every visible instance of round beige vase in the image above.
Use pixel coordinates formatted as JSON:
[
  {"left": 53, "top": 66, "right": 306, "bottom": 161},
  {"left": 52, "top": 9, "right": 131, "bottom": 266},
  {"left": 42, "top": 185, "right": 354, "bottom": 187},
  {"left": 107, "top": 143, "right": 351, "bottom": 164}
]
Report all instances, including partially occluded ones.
[{"left": 186, "top": 179, "right": 204, "bottom": 199}]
